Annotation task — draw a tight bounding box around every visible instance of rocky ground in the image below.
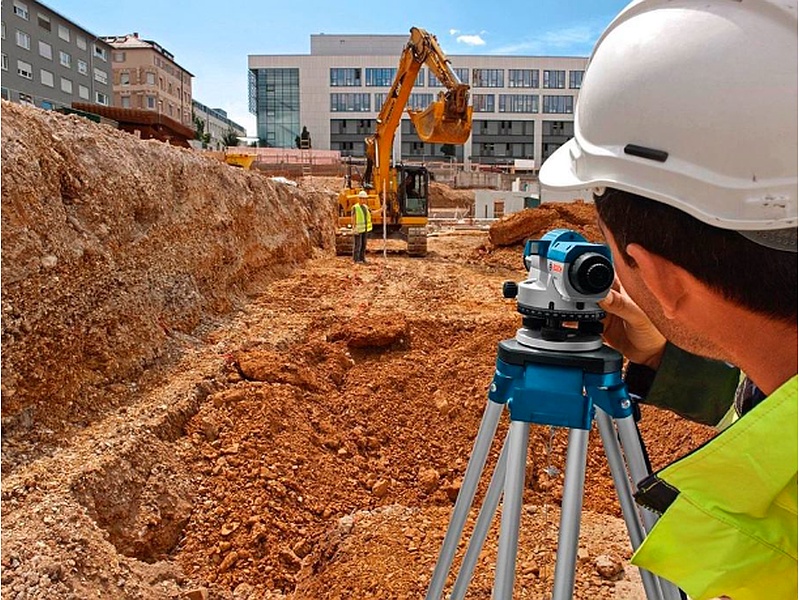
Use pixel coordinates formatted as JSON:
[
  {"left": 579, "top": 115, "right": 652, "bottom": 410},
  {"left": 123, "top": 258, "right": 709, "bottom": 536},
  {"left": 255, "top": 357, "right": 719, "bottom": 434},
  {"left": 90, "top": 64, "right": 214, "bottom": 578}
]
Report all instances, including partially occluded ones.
[{"left": 1, "top": 102, "right": 716, "bottom": 599}]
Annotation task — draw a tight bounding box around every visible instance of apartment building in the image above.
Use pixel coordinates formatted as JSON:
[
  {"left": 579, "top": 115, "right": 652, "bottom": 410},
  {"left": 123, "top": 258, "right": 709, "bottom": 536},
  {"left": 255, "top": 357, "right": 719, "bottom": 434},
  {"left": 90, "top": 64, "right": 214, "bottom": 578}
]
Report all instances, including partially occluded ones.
[
  {"left": 101, "top": 33, "right": 193, "bottom": 128},
  {"left": 192, "top": 99, "right": 247, "bottom": 150},
  {"left": 248, "top": 33, "right": 587, "bottom": 169},
  {"left": 1, "top": 0, "right": 113, "bottom": 109}
]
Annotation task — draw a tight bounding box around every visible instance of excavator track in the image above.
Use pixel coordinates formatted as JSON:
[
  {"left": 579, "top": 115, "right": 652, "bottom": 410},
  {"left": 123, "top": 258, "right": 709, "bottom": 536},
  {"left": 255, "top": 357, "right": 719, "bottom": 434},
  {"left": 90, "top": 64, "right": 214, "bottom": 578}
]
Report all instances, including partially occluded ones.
[
  {"left": 406, "top": 227, "right": 428, "bottom": 257},
  {"left": 335, "top": 230, "right": 354, "bottom": 256}
]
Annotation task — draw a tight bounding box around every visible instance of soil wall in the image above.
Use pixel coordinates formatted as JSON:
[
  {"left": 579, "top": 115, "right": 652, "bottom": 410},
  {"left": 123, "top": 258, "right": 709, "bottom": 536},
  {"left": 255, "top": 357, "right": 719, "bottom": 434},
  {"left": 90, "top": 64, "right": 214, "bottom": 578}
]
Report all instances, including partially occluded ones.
[{"left": 1, "top": 101, "right": 336, "bottom": 438}]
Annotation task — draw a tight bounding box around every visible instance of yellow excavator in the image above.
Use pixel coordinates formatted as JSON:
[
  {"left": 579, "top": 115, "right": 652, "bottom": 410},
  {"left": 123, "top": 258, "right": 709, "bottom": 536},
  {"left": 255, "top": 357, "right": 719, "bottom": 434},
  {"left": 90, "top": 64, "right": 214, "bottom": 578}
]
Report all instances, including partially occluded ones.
[{"left": 335, "top": 27, "right": 473, "bottom": 257}]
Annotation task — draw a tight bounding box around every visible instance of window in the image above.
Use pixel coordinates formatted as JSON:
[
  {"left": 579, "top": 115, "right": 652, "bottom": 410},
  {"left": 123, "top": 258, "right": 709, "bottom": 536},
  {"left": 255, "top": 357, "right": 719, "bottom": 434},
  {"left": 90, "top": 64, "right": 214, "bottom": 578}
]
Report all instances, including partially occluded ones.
[
  {"left": 454, "top": 68, "right": 469, "bottom": 83},
  {"left": 77, "top": 60, "right": 87, "bottom": 75},
  {"left": 40, "top": 68, "right": 54, "bottom": 87},
  {"left": 330, "top": 68, "right": 361, "bottom": 87},
  {"left": 1, "top": 54, "right": 7, "bottom": 71},
  {"left": 37, "top": 13, "right": 50, "bottom": 31},
  {"left": 499, "top": 94, "right": 538, "bottom": 113},
  {"left": 95, "top": 92, "right": 108, "bottom": 105},
  {"left": 16, "top": 30, "right": 30, "bottom": 50},
  {"left": 38, "top": 40, "right": 52, "bottom": 60},
  {"left": 19, "top": 93, "right": 34, "bottom": 105},
  {"left": 330, "top": 92, "right": 370, "bottom": 112},
  {"left": 1, "top": 22, "right": 5, "bottom": 39},
  {"left": 508, "top": 69, "right": 539, "bottom": 89},
  {"left": 113, "top": 51, "right": 125, "bottom": 62},
  {"left": 120, "top": 72, "right": 130, "bottom": 85},
  {"left": 146, "top": 95, "right": 156, "bottom": 109},
  {"left": 542, "top": 95, "right": 574, "bottom": 114},
  {"left": 408, "top": 93, "right": 433, "bottom": 111},
  {"left": 58, "top": 24, "right": 70, "bottom": 42},
  {"left": 121, "top": 96, "right": 131, "bottom": 108},
  {"left": 93, "top": 45, "right": 106, "bottom": 61},
  {"left": 13, "top": 2, "right": 29, "bottom": 20},
  {"left": 472, "top": 94, "right": 495, "bottom": 113},
  {"left": 365, "top": 68, "right": 396, "bottom": 87},
  {"left": 59, "top": 51, "right": 71, "bottom": 68},
  {"left": 93, "top": 68, "right": 107, "bottom": 84},
  {"left": 472, "top": 69, "right": 504, "bottom": 88},
  {"left": 78, "top": 85, "right": 89, "bottom": 99},
  {"left": 17, "top": 59, "right": 32, "bottom": 79},
  {"left": 146, "top": 72, "right": 156, "bottom": 85},
  {"left": 76, "top": 35, "right": 87, "bottom": 50},
  {"left": 543, "top": 70, "right": 566, "bottom": 89},
  {"left": 60, "top": 77, "right": 72, "bottom": 93},
  {"left": 569, "top": 70, "right": 584, "bottom": 89}
]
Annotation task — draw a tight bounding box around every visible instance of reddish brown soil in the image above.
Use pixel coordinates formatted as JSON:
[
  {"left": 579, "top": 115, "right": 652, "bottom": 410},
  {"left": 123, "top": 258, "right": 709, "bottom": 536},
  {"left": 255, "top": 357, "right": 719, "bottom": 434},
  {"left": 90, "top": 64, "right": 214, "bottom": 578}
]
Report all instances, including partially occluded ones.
[{"left": 1, "top": 103, "right": 716, "bottom": 600}]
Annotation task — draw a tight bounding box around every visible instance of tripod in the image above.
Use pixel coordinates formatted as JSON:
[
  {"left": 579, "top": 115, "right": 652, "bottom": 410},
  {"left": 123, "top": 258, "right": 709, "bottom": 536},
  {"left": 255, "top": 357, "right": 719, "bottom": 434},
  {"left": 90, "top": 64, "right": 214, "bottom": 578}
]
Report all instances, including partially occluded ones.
[{"left": 425, "top": 336, "right": 684, "bottom": 600}]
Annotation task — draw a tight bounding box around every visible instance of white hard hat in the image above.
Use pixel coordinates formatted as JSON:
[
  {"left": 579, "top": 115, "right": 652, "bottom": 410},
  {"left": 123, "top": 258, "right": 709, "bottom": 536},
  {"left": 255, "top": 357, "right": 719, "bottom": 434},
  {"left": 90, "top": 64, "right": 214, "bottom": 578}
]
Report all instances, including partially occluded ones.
[
  {"left": 539, "top": 0, "right": 798, "bottom": 251},
  {"left": 358, "top": 190, "right": 368, "bottom": 198}
]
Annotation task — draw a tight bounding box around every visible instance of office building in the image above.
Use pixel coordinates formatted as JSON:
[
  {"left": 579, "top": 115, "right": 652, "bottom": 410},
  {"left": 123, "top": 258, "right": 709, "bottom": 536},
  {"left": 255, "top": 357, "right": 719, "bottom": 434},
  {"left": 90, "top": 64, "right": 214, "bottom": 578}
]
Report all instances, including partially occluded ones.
[
  {"left": 192, "top": 100, "right": 247, "bottom": 150},
  {"left": 1, "top": 0, "right": 113, "bottom": 109},
  {"left": 101, "top": 33, "right": 193, "bottom": 128},
  {"left": 248, "top": 33, "right": 587, "bottom": 169}
]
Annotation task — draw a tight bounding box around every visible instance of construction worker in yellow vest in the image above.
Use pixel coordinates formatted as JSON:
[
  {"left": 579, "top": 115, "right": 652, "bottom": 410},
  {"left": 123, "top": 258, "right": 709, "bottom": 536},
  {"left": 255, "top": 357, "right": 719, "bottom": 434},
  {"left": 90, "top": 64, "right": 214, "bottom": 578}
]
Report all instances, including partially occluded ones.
[
  {"left": 539, "top": 2, "right": 797, "bottom": 599},
  {"left": 352, "top": 190, "right": 372, "bottom": 263}
]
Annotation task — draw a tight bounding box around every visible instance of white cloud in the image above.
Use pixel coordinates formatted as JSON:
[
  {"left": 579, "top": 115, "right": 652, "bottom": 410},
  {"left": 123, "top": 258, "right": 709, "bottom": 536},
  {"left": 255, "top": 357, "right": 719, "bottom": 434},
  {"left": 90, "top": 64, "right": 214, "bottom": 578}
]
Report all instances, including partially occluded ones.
[
  {"left": 449, "top": 28, "right": 460, "bottom": 36},
  {"left": 490, "top": 23, "right": 602, "bottom": 56},
  {"left": 456, "top": 34, "right": 486, "bottom": 47}
]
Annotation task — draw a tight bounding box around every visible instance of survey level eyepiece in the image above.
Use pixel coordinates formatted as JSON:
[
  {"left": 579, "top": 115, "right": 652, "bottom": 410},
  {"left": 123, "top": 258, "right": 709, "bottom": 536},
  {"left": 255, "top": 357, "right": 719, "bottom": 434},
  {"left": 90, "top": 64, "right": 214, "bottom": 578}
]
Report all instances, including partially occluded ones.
[{"left": 504, "top": 229, "right": 615, "bottom": 351}]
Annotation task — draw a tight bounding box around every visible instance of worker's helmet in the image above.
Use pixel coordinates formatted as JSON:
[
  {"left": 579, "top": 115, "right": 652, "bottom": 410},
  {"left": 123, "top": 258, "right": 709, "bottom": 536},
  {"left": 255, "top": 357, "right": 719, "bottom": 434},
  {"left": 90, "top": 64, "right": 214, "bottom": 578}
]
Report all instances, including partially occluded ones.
[
  {"left": 358, "top": 190, "right": 369, "bottom": 199},
  {"left": 539, "top": 0, "right": 798, "bottom": 251}
]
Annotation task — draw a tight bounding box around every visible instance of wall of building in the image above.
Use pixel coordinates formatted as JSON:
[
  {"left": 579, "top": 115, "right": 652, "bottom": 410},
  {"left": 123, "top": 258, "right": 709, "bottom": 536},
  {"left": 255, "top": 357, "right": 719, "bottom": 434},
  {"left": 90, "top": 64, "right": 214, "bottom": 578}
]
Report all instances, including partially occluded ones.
[
  {"left": 249, "top": 35, "right": 587, "bottom": 170},
  {"left": 192, "top": 100, "right": 246, "bottom": 150},
  {"left": 1, "top": 0, "right": 113, "bottom": 109},
  {"left": 104, "top": 34, "right": 193, "bottom": 127}
]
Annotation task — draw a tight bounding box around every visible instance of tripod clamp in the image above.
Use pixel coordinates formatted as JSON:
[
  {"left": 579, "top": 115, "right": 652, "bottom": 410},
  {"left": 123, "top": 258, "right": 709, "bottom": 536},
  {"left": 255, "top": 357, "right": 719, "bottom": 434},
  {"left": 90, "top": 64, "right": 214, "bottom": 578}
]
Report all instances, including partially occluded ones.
[{"left": 489, "top": 338, "right": 634, "bottom": 429}]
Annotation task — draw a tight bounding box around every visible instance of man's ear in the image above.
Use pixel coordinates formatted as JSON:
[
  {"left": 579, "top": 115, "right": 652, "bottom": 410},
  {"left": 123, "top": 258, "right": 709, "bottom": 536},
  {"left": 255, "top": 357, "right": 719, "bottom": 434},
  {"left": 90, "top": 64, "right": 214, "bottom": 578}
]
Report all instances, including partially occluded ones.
[{"left": 625, "top": 243, "right": 690, "bottom": 319}]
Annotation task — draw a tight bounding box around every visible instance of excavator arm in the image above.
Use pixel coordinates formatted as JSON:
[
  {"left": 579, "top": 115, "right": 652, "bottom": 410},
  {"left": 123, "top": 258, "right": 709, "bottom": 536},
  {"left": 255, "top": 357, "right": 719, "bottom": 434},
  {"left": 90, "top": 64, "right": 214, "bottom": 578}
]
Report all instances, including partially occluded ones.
[{"left": 364, "top": 27, "right": 473, "bottom": 193}]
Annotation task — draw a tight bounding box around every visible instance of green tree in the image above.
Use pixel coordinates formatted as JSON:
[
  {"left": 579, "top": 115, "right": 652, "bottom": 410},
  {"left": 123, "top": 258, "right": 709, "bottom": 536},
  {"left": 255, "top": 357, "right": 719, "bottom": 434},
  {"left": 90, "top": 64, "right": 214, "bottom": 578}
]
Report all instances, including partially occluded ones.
[
  {"left": 222, "top": 129, "right": 240, "bottom": 147},
  {"left": 192, "top": 112, "right": 211, "bottom": 148}
]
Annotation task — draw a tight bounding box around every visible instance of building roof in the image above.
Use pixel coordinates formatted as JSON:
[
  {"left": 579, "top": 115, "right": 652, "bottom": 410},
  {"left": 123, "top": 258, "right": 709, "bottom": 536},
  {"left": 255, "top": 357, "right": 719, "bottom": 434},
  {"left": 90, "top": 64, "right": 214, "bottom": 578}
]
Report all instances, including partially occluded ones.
[{"left": 100, "top": 33, "right": 194, "bottom": 77}]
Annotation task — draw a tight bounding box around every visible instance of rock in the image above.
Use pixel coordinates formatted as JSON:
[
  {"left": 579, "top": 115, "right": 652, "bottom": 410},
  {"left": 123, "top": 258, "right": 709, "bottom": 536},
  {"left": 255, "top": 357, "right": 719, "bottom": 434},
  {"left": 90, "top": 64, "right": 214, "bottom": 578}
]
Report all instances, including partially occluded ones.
[
  {"left": 371, "top": 479, "right": 389, "bottom": 498},
  {"left": 184, "top": 588, "right": 209, "bottom": 600},
  {"left": 595, "top": 554, "right": 624, "bottom": 580},
  {"left": 417, "top": 468, "right": 439, "bottom": 494}
]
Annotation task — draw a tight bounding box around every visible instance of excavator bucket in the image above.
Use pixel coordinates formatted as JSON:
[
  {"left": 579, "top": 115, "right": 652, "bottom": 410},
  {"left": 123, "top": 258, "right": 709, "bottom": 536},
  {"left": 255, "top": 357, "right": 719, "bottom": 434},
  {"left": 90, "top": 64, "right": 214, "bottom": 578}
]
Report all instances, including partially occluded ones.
[{"left": 409, "top": 100, "right": 473, "bottom": 145}]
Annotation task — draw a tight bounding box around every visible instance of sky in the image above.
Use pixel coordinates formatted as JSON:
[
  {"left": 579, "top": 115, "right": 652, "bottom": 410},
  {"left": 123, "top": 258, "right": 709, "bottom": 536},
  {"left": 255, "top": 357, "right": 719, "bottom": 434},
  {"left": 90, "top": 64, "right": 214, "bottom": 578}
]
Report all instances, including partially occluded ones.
[{"left": 44, "top": 0, "right": 631, "bottom": 137}]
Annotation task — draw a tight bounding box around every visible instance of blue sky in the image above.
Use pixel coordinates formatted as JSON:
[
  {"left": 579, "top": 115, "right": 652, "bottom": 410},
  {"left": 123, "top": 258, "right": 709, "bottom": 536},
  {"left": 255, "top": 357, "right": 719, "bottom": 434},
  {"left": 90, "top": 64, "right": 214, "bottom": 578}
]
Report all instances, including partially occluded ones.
[{"left": 44, "top": 0, "right": 630, "bottom": 137}]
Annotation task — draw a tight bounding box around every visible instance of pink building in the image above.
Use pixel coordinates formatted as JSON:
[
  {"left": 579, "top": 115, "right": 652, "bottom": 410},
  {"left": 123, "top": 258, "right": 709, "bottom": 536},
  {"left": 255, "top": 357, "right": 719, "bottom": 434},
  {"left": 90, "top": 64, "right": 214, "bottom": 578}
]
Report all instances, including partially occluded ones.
[{"left": 101, "top": 32, "right": 193, "bottom": 128}]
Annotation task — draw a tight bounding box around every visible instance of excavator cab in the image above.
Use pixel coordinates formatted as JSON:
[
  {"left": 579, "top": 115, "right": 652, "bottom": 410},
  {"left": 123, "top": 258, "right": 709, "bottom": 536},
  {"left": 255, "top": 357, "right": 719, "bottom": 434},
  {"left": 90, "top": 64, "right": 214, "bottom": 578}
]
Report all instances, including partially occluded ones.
[{"left": 398, "top": 165, "right": 429, "bottom": 217}]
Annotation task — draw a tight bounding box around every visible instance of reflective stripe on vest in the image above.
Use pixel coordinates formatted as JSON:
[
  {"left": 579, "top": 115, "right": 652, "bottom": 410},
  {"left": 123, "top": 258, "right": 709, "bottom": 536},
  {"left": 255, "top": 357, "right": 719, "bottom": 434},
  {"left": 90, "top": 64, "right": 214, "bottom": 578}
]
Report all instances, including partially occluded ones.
[{"left": 632, "top": 374, "right": 798, "bottom": 600}]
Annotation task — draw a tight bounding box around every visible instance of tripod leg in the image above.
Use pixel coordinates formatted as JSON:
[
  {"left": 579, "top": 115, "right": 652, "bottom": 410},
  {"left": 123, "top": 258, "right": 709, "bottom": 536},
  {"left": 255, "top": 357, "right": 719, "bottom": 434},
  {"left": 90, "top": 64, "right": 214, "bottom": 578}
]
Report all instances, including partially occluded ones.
[
  {"left": 596, "top": 411, "right": 665, "bottom": 600},
  {"left": 493, "top": 420, "right": 530, "bottom": 600},
  {"left": 614, "top": 416, "right": 685, "bottom": 600},
  {"left": 552, "top": 428, "right": 590, "bottom": 600},
  {"left": 449, "top": 432, "right": 510, "bottom": 600},
  {"left": 426, "top": 400, "right": 505, "bottom": 600}
]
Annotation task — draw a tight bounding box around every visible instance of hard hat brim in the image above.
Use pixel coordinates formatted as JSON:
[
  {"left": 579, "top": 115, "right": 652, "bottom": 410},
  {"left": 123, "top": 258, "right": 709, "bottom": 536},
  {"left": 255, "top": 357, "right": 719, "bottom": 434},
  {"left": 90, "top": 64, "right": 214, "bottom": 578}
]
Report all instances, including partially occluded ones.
[{"left": 539, "top": 138, "right": 590, "bottom": 191}]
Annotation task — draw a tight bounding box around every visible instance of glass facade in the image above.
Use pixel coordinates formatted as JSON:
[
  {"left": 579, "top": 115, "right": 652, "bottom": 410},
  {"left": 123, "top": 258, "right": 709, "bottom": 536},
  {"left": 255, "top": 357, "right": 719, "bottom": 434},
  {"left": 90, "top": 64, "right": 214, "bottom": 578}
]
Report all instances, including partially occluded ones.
[{"left": 249, "top": 67, "right": 300, "bottom": 147}]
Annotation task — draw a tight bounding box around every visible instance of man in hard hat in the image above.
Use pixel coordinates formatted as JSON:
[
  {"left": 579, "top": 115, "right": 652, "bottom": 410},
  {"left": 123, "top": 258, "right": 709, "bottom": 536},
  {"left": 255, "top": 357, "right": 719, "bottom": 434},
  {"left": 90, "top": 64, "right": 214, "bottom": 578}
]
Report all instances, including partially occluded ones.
[
  {"left": 539, "top": 1, "right": 797, "bottom": 599},
  {"left": 352, "top": 190, "right": 373, "bottom": 263}
]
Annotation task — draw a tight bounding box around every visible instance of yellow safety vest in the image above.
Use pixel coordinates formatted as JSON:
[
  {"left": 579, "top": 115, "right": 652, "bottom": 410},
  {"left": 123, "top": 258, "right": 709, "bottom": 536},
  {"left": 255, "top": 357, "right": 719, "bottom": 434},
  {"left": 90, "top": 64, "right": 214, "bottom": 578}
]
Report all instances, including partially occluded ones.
[
  {"left": 353, "top": 203, "right": 372, "bottom": 234},
  {"left": 632, "top": 375, "right": 798, "bottom": 600}
]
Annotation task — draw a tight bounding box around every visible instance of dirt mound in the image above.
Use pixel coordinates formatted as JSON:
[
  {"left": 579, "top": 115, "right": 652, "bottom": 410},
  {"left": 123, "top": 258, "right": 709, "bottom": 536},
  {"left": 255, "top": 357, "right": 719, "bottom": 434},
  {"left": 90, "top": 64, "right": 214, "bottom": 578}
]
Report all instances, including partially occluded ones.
[
  {"left": 1, "top": 101, "right": 335, "bottom": 447},
  {"left": 429, "top": 181, "right": 475, "bottom": 209},
  {"left": 488, "top": 201, "right": 599, "bottom": 247}
]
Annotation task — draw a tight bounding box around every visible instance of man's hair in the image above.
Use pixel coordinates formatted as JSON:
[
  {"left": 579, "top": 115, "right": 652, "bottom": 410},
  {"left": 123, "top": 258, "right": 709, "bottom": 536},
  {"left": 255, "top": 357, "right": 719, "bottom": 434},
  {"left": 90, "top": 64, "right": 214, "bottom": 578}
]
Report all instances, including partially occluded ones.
[{"left": 595, "top": 188, "right": 797, "bottom": 322}]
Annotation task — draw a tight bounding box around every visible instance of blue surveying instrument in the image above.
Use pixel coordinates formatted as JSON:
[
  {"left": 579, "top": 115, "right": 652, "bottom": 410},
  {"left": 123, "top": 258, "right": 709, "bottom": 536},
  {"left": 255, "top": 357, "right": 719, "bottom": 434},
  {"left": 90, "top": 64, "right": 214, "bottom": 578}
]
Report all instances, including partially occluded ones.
[{"left": 426, "top": 230, "right": 684, "bottom": 600}]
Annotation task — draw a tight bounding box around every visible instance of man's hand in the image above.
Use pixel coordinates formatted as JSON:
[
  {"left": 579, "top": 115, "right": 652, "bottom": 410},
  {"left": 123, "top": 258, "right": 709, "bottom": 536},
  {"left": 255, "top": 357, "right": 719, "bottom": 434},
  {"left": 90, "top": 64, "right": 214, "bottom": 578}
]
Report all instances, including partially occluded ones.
[{"left": 599, "top": 279, "right": 666, "bottom": 370}]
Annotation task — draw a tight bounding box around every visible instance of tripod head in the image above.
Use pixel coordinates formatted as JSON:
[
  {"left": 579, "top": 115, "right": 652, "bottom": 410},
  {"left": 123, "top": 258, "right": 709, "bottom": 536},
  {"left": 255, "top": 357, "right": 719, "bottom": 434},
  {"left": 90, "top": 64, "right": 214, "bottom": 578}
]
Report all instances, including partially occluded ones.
[{"left": 503, "top": 229, "right": 614, "bottom": 352}]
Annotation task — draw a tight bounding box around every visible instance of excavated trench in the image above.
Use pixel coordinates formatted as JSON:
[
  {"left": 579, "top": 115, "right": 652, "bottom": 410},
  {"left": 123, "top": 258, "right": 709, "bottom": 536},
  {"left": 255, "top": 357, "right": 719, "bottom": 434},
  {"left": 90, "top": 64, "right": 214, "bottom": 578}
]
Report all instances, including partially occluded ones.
[{"left": 1, "top": 102, "right": 716, "bottom": 600}]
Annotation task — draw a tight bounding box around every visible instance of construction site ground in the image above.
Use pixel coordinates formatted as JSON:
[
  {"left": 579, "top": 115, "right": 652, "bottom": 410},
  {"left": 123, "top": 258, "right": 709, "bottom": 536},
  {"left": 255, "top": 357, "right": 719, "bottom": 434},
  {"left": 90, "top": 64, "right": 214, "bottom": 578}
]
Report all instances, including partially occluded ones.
[{"left": 1, "top": 102, "right": 716, "bottom": 600}]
